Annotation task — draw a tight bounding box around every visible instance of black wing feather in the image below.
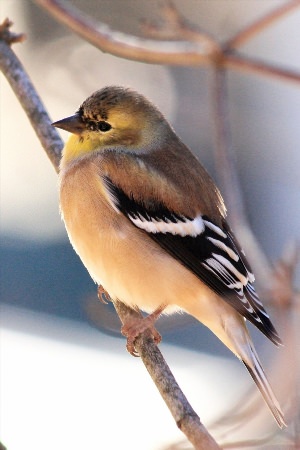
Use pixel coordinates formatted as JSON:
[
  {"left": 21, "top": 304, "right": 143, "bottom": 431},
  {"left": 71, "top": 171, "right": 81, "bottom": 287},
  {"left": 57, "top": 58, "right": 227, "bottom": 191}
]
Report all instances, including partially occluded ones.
[
  {"left": 150, "top": 228, "right": 281, "bottom": 345},
  {"left": 104, "top": 176, "right": 282, "bottom": 346}
]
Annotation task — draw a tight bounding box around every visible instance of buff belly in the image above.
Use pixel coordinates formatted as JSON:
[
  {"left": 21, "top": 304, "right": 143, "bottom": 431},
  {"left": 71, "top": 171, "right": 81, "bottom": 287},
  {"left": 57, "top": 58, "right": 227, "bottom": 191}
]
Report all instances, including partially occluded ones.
[{"left": 59, "top": 159, "right": 240, "bottom": 352}]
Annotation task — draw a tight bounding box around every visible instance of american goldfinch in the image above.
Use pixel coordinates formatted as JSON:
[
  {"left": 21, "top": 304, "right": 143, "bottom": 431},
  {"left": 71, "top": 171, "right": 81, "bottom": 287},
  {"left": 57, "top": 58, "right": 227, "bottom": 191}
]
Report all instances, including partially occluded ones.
[{"left": 53, "top": 86, "right": 285, "bottom": 428}]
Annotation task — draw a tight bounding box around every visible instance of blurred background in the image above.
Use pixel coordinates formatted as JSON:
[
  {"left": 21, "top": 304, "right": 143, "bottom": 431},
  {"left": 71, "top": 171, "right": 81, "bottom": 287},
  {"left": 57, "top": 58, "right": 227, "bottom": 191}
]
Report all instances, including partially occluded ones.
[{"left": 1, "top": 1, "right": 299, "bottom": 449}]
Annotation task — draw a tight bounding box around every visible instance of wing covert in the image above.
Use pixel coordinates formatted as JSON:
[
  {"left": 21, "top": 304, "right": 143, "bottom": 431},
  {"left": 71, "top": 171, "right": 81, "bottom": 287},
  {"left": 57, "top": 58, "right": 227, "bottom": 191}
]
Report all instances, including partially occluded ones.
[{"left": 103, "top": 175, "right": 281, "bottom": 346}]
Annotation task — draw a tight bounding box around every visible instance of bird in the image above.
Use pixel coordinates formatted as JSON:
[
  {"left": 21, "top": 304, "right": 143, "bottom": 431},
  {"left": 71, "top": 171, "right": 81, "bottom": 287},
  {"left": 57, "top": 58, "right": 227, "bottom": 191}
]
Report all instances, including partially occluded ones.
[{"left": 53, "top": 86, "right": 285, "bottom": 428}]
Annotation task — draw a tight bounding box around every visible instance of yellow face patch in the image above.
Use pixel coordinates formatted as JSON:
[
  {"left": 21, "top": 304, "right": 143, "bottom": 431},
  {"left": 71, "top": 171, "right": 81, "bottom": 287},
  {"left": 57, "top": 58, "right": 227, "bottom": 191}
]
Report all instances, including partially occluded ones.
[
  {"left": 62, "top": 133, "right": 102, "bottom": 163},
  {"left": 61, "top": 104, "right": 150, "bottom": 166}
]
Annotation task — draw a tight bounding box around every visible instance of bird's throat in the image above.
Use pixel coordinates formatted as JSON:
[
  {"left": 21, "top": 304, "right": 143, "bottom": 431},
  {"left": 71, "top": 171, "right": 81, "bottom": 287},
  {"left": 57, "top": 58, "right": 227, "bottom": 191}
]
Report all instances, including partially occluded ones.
[{"left": 62, "top": 133, "right": 99, "bottom": 165}]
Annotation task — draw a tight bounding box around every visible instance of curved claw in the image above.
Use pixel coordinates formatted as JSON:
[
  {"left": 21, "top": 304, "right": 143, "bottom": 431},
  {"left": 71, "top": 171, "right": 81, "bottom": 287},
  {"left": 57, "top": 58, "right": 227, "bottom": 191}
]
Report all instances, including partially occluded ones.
[
  {"left": 126, "top": 338, "right": 140, "bottom": 357},
  {"left": 121, "top": 306, "right": 164, "bottom": 356},
  {"left": 97, "top": 285, "right": 111, "bottom": 304}
]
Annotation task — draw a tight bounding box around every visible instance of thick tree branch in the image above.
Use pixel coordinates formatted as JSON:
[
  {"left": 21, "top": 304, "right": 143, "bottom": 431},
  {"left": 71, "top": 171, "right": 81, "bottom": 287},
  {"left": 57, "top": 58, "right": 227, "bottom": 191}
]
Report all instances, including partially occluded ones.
[{"left": 0, "top": 20, "right": 220, "bottom": 450}]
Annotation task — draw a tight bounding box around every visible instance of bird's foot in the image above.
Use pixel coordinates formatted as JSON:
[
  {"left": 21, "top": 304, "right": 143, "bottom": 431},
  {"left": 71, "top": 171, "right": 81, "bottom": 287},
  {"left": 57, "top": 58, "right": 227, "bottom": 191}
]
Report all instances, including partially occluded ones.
[
  {"left": 121, "top": 306, "right": 164, "bottom": 357},
  {"left": 97, "top": 285, "right": 111, "bottom": 304}
]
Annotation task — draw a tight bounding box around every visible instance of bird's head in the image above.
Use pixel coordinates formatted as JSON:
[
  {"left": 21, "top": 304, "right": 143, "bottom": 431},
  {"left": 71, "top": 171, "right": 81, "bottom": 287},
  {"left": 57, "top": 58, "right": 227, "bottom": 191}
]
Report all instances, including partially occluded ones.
[{"left": 53, "top": 86, "right": 170, "bottom": 164}]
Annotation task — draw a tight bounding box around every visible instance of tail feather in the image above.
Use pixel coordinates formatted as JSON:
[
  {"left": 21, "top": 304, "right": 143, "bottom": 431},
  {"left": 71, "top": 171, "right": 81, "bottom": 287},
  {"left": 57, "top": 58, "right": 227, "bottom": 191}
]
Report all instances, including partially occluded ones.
[
  {"left": 188, "top": 295, "right": 286, "bottom": 428},
  {"left": 243, "top": 344, "right": 286, "bottom": 429}
]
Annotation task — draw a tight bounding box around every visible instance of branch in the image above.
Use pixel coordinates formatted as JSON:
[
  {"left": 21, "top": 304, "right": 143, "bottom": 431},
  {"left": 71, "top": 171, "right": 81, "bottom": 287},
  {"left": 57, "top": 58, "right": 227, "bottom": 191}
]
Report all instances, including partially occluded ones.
[
  {"left": 114, "top": 301, "right": 220, "bottom": 450},
  {"left": 211, "top": 59, "right": 297, "bottom": 293},
  {"left": 211, "top": 66, "right": 273, "bottom": 287},
  {"left": 0, "top": 20, "right": 220, "bottom": 450},
  {"left": 224, "top": 53, "right": 300, "bottom": 85},
  {"left": 33, "top": 0, "right": 220, "bottom": 65},
  {"left": 141, "top": 2, "right": 217, "bottom": 45},
  {"left": 0, "top": 20, "right": 62, "bottom": 170},
  {"left": 211, "top": 67, "right": 244, "bottom": 223},
  {"left": 34, "top": 0, "right": 300, "bottom": 87},
  {"left": 225, "top": 0, "right": 300, "bottom": 49}
]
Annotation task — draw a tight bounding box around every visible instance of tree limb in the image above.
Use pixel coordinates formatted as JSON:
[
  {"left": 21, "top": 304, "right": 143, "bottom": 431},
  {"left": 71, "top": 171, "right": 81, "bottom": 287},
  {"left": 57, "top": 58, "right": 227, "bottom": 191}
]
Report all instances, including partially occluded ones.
[
  {"left": 34, "top": 0, "right": 300, "bottom": 87},
  {"left": 224, "top": 53, "right": 300, "bottom": 85},
  {"left": 34, "top": 0, "right": 220, "bottom": 65},
  {"left": 0, "top": 19, "right": 61, "bottom": 170},
  {"left": 114, "top": 301, "right": 221, "bottom": 450},
  {"left": 225, "top": 0, "right": 300, "bottom": 50},
  {"left": 0, "top": 19, "right": 220, "bottom": 450}
]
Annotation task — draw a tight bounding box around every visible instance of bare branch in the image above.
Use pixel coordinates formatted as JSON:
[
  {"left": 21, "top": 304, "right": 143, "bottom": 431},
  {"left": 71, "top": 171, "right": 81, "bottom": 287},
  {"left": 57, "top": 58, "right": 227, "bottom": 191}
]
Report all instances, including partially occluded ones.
[
  {"left": 0, "top": 17, "right": 26, "bottom": 44},
  {"left": 265, "top": 242, "right": 300, "bottom": 309},
  {"left": 34, "top": 0, "right": 300, "bottom": 86},
  {"left": 210, "top": 67, "right": 273, "bottom": 286},
  {"left": 225, "top": 0, "right": 300, "bottom": 50},
  {"left": 33, "top": 0, "right": 220, "bottom": 65},
  {"left": 211, "top": 67, "right": 244, "bottom": 224},
  {"left": 0, "top": 21, "right": 220, "bottom": 450},
  {"left": 114, "top": 301, "right": 221, "bottom": 450},
  {"left": 211, "top": 57, "right": 298, "bottom": 292},
  {"left": 141, "top": 1, "right": 218, "bottom": 47},
  {"left": 0, "top": 19, "right": 62, "bottom": 170},
  {"left": 224, "top": 53, "right": 300, "bottom": 85}
]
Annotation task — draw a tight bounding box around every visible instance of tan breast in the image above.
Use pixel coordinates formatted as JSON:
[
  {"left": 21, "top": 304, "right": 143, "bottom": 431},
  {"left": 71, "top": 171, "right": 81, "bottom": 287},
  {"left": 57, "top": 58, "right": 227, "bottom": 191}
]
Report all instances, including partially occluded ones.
[
  {"left": 59, "top": 158, "right": 207, "bottom": 313},
  {"left": 60, "top": 158, "right": 122, "bottom": 283}
]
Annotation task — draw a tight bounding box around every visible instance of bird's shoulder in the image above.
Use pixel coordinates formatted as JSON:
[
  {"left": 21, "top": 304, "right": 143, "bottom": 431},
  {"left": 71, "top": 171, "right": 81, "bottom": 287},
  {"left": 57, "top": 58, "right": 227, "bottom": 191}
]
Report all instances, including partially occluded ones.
[{"left": 95, "top": 143, "right": 226, "bottom": 223}]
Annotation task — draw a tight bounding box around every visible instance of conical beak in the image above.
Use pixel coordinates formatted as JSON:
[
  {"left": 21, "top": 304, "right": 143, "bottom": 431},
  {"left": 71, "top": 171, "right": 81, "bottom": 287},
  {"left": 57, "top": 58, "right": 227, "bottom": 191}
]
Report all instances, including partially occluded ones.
[{"left": 52, "top": 113, "right": 86, "bottom": 134}]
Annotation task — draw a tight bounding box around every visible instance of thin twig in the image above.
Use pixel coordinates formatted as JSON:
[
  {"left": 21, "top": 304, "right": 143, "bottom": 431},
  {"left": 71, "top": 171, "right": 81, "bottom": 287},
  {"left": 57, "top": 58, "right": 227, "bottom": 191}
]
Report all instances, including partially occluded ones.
[
  {"left": 0, "top": 18, "right": 25, "bottom": 44},
  {"left": 225, "top": 0, "right": 300, "bottom": 50},
  {"left": 0, "top": 20, "right": 62, "bottom": 170},
  {"left": 33, "top": 0, "right": 219, "bottom": 65},
  {"left": 265, "top": 242, "right": 300, "bottom": 310},
  {"left": 114, "top": 301, "right": 220, "bottom": 450},
  {"left": 34, "top": 0, "right": 300, "bottom": 87},
  {"left": 0, "top": 20, "right": 220, "bottom": 450},
  {"left": 141, "top": 1, "right": 219, "bottom": 47},
  {"left": 224, "top": 53, "right": 300, "bottom": 85},
  {"left": 211, "top": 66, "right": 273, "bottom": 285},
  {"left": 211, "top": 67, "right": 244, "bottom": 224}
]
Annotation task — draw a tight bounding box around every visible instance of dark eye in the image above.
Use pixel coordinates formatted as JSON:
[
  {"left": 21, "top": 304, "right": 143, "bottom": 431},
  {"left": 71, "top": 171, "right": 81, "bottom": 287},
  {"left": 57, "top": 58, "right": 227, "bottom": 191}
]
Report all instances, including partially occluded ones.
[{"left": 97, "top": 121, "right": 111, "bottom": 132}]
